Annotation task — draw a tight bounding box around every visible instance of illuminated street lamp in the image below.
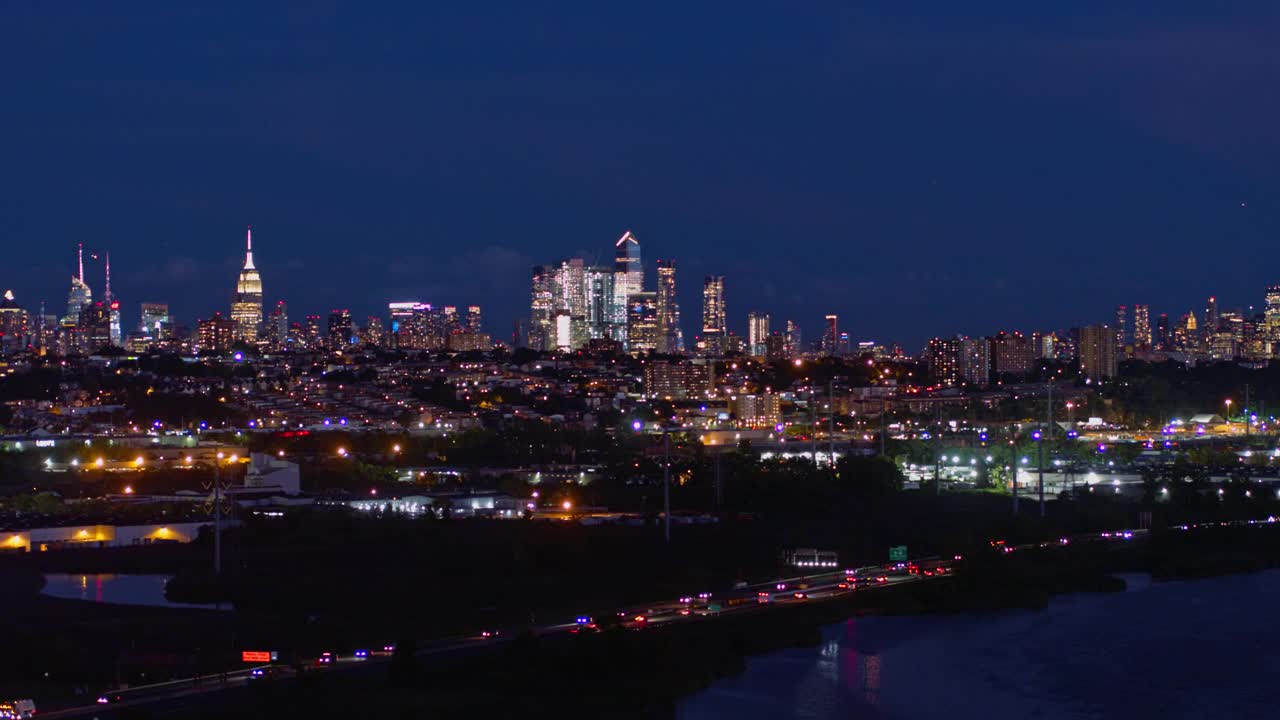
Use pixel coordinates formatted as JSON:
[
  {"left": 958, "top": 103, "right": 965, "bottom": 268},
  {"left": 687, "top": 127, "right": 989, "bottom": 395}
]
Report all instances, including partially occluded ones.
[
  {"left": 337, "top": 447, "right": 348, "bottom": 458},
  {"left": 562, "top": 500, "right": 572, "bottom": 511}
]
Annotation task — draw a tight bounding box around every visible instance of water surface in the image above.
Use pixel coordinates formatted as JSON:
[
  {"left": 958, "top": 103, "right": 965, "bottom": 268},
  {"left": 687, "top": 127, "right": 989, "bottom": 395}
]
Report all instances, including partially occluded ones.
[
  {"left": 678, "top": 571, "right": 1280, "bottom": 719},
  {"left": 42, "top": 573, "right": 224, "bottom": 610}
]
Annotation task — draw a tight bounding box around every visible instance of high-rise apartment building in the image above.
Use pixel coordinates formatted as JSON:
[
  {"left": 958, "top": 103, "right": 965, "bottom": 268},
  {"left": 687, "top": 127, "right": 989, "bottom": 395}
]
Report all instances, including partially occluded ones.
[
  {"left": 961, "top": 336, "right": 991, "bottom": 386},
  {"left": 701, "top": 276, "right": 726, "bottom": 354},
  {"left": 1114, "top": 305, "right": 1127, "bottom": 351},
  {"left": 1133, "top": 304, "right": 1151, "bottom": 349},
  {"left": 327, "top": 309, "right": 353, "bottom": 349},
  {"left": 196, "top": 312, "right": 235, "bottom": 354},
  {"left": 822, "top": 315, "right": 839, "bottom": 356},
  {"left": 747, "top": 312, "right": 770, "bottom": 356},
  {"left": 1079, "top": 325, "right": 1118, "bottom": 379},
  {"left": 265, "top": 301, "right": 288, "bottom": 349},
  {"left": 230, "top": 226, "right": 263, "bottom": 343},
  {"left": 988, "top": 331, "right": 1033, "bottom": 379},
  {"left": 926, "top": 337, "right": 963, "bottom": 386},
  {"left": 465, "top": 305, "right": 482, "bottom": 333},
  {"left": 1155, "top": 313, "right": 1170, "bottom": 350},
  {"left": 785, "top": 320, "right": 801, "bottom": 357}
]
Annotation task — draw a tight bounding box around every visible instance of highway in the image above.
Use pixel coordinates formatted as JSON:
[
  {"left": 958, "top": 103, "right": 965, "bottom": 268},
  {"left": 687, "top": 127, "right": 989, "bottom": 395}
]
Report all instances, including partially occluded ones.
[{"left": 36, "top": 525, "right": 1172, "bottom": 718}]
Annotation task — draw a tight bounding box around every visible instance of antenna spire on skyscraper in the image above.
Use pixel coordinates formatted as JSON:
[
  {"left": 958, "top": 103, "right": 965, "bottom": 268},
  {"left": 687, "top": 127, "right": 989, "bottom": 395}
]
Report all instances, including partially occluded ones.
[
  {"left": 105, "top": 251, "right": 112, "bottom": 301},
  {"left": 243, "top": 224, "right": 256, "bottom": 270},
  {"left": 77, "top": 243, "right": 84, "bottom": 282}
]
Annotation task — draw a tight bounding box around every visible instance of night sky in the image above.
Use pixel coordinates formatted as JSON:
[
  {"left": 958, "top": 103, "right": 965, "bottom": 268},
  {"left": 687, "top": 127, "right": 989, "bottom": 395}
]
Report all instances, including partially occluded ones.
[{"left": 3, "top": 2, "right": 1279, "bottom": 349}]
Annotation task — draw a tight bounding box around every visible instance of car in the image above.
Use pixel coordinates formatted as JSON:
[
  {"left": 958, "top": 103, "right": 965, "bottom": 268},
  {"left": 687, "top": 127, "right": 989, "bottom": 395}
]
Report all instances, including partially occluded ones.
[
  {"left": 837, "top": 582, "right": 850, "bottom": 589},
  {"left": 480, "top": 630, "right": 500, "bottom": 639},
  {"left": 249, "top": 667, "right": 279, "bottom": 680},
  {"left": 353, "top": 649, "right": 369, "bottom": 659},
  {"left": 678, "top": 596, "right": 693, "bottom": 604},
  {"left": 775, "top": 583, "right": 787, "bottom": 590},
  {"left": 575, "top": 615, "right": 593, "bottom": 625},
  {"left": 679, "top": 608, "right": 691, "bottom": 616},
  {"left": 793, "top": 592, "right": 807, "bottom": 599},
  {"left": 316, "top": 652, "right": 334, "bottom": 666},
  {"left": 697, "top": 592, "right": 711, "bottom": 600}
]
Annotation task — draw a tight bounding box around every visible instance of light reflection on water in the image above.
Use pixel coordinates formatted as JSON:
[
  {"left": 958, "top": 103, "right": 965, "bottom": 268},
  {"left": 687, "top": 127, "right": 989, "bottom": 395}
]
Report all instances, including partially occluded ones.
[
  {"left": 41, "top": 573, "right": 223, "bottom": 610},
  {"left": 678, "top": 571, "right": 1280, "bottom": 720}
]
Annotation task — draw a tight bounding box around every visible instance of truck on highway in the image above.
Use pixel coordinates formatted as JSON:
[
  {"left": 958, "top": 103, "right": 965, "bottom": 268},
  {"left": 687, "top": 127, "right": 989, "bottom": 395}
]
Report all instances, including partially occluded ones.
[{"left": 0, "top": 699, "right": 36, "bottom": 719}]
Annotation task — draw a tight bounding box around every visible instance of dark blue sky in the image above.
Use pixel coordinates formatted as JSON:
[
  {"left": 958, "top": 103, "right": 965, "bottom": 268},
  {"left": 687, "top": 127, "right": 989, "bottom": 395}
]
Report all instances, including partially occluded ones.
[{"left": 3, "top": 2, "right": 1279, "bottom": 348}]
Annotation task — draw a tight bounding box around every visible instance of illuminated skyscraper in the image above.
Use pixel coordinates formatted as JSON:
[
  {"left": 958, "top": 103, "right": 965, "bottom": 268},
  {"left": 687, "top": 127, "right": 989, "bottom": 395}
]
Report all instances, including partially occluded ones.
[
  {"left": 613, "top": 231, "right": 643, "bottom": 327},
  {"left": 961, "top": 336, "right": 991, "bottom": 386},
  {"left": 822, "top": 315, "right": 838, "bottom": 356},
  {"left": 230, "top": 226, "right": 264, "bottom": 343},
  {"left": 265, "top": 301, "right": 288, "bottom": 349},
  {"left": 701, "top": 276, "right": 725, "bottom": 354},
  {"left": 1156, "top": 313, "right": 1170, "bottom": 350},
  {"left": 1114, "top": 305, "right": 1127, "bottom": 350},
  {"left": 530, "top": 265, "right": 556, "bottom": 351},
  {"left": 63, "top": 243, "right": 92, "bottom": 326},
  {"left": 747, "top": 312, "right": 770, "bottom": 356},
  {"left": 100, "top": 252, "right": 121, "bottom": 346},
  {"left": 0, "top": 290, "right": 31, "bottom": 355},
  {"left": 327, "top": 309, "right": 353, "bottom": 349},
  {"left": 196, "top": 312, "right": 235, "bottom": 354},
  {"left": 466, "top": 305, "right": 482, "bottom": 333},
  {"left": 627, "top": 292, "right": 659, "bottom": 353},
  {"left": 656, "top": 260, "right": 682, "bottom": 353},
  {"left": 585, "top": 266, "right": 619, "bottom": 342},
  {"left": 1133, "top": 304, "right": 1151, "bottom": 349},
  {"left": 1265, "top": 286, "right": 1280, "bottom": 355},
  {"left": 785, "top": 320, "right": 801, "bottom": 357}
]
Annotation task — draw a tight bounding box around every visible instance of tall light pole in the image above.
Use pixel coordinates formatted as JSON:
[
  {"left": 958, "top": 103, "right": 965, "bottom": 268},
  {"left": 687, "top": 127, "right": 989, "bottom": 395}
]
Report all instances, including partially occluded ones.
[
  {"left": 663, "top": 431, "right": 671, "bottom": 544},
  {"left": 213, "top": 452, "right": 224, "bottom": 575}
]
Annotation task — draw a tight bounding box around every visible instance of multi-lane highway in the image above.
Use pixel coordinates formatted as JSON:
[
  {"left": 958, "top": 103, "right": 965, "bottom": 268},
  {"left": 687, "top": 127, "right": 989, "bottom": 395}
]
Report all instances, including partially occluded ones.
[{"left": 36, "top": 526, "right": 1171, "bottom": 718}]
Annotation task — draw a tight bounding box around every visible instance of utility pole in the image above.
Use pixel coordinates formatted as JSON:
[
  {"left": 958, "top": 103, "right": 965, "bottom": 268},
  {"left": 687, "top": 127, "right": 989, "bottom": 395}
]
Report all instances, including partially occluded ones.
[
  {"left": 810, "top": 388, "right": 818, "bottom": 468},
  {"left": 1011, "top": 430, "right": 1019, "bottom": 515},
  {"left": 880, "top": 400, "right": 887, "bottom": 456},
  {"left": 828, "top": 380, "right": 836, "bottom": 474},
  {"left": 213, "top": 453, "right": 223, "bottom": 575},
  {"left": 1245, "top": 383, "right": 1251, "bottom": 441},
  {"left": 1039, "top": 380, "right": 1051, "bottom": 517},
  {"left": 663, "top": 431, "right": 671, "bottom": 544},
  {"left": 933, "top": 402, "right": 942, "bottom": 496}
]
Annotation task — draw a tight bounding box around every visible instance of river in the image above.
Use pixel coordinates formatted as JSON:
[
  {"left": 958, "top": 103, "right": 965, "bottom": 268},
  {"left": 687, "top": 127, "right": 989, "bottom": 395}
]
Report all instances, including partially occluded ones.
[
  {"left": 41, "top": 573, "right": 225, "bottom": 610},
  {"left": 677, "top": 570, "right": 1280, "bottom": 719}
]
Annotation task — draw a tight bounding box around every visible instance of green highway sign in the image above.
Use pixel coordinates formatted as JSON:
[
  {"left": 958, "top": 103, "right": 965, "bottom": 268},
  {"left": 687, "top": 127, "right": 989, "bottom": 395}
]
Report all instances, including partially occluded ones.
[{"left": 889, "top": 546, "right": 908, "bottom": 562}]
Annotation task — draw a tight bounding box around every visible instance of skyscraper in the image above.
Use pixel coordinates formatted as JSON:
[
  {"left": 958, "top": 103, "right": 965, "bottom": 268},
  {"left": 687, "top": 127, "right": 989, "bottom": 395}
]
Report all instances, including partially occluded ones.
[
  {"left": 613, "top": 231, "right": 643, "bottom": 327},
  {"left": 465, "top": 305, "right": 482, "bottom": 333},
  {"left": 785, "top": 320, "right": 801, "bottom": 358},
  {"left": 1114, "top": 304, "right": 1127, "bottom": 351},
  {"left": 627, "top": 292, "right": 659, "bottom": 353},
  {"left": 822, "top": 315, "right": 839, "bottom": 356},
  {"left": 1156, "top": 313, "right": 1170, "bottom": 350},
  {"left": 101, "top": 252, "right": 121, "bottom": 347},
  {"left": 1265, "top": 286, "right": 1280, "bottom": 355},
  {"left": 266, "top": 301, "right": 288, "bottom": 349},
  {"left": 656, "top": 260, "right": 681, "bottom": 353},
  {"left": 747, "top": 312, "right": 770, "bottom": 356},
  {"left": 1133, "top": 304, "right": 1151, "bottom": 349},
  {"left": 63, "top": 243, "right": 92, "bottom": 326},
  {"left": 230, "top": 226, "right": 264, "bottom": 343},
  {"left": 327, "top": 309, "right": 353, "bottom": 349},
  {"left": 701, "top": 276, "right": 725, "bottom": 354},
  {"left": 530, "top": 265, "right": 556, "bottom": 351}
]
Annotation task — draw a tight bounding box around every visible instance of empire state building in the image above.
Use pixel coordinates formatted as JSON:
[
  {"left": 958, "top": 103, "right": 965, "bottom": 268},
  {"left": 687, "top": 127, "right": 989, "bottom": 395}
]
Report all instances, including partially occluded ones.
[{"left": 230, "top": 226, "right": 263, "bottom": 343}]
